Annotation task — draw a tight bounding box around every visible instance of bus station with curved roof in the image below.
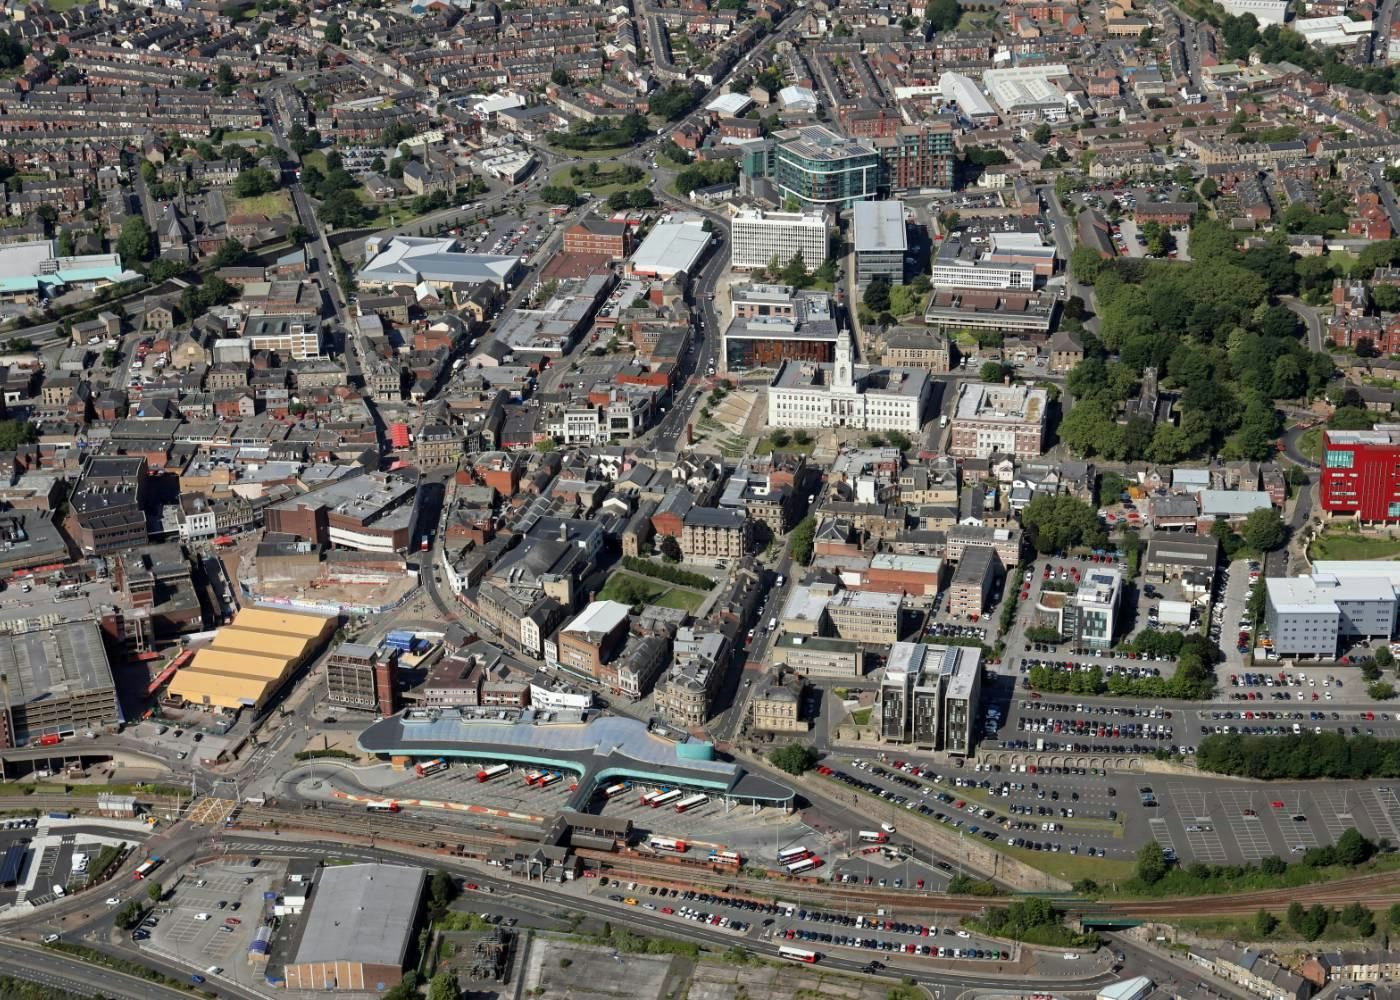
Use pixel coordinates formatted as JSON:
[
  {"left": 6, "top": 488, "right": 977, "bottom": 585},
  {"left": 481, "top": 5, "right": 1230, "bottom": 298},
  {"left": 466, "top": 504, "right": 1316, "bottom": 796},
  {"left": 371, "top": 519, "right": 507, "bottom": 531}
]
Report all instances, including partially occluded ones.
[{"left": 357, "top": 709, "right": 795, "bottom": 810}]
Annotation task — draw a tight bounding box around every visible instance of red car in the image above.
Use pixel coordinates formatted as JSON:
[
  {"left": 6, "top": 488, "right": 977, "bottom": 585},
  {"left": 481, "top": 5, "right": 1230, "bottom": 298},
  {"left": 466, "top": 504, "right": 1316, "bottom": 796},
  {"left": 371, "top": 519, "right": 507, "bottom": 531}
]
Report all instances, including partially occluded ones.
[
  {"left": 464, "top": 883, "right": 479, "bottom": 890},
  {"left": 661, "top": 906, "right": 674, "bottom": 915},
  {"left": 224, "top": 918, "right": 241, "bottom": 926},
  {"left": 1271, "top": 800, "right": 1285, "bottom": 808}
]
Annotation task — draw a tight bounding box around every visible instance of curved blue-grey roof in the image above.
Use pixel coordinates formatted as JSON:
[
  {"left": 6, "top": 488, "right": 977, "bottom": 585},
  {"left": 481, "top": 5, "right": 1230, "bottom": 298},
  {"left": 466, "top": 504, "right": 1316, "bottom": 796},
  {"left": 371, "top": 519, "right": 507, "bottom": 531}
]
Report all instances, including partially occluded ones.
[{"left": 357, "top": 710, "right": 794, "bottom": 806}]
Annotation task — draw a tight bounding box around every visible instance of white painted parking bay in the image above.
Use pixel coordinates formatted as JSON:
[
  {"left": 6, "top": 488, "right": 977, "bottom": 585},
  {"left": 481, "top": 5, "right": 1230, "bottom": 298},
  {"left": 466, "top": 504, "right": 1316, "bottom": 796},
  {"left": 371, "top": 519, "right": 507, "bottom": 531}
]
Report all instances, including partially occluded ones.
[
  {"left": 1215, "top": 789, "right": 1273, "bottom": 861},
  {"left": 1167, "top": 788, "right": 1226, "bottom": 864},
  {"left": 1147, "top": 818, "right": 1177, "bottom": 858}
]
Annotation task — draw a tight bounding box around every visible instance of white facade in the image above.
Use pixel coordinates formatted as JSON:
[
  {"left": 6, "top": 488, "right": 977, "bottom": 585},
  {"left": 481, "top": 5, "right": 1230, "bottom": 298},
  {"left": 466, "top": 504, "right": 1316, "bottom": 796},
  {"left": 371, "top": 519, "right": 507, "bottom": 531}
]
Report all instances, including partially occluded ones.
[
  {"left": 730, "top": 208, "right": 829, "bottom": 271},
  {"left": 768, "top": 335, "right": 929, "bottom": 433},
  {"left": 938, "top": 72, "right": 997, "bottom": 122},
  {"left": 1218, "top": 0, "right": 1287, "bottom": 24},
  {"left": 246, "top": 321, "right": 322, "bottom": 361},
  {"left": 932, "top": 257, "right": 1034, "bottom": 290}
]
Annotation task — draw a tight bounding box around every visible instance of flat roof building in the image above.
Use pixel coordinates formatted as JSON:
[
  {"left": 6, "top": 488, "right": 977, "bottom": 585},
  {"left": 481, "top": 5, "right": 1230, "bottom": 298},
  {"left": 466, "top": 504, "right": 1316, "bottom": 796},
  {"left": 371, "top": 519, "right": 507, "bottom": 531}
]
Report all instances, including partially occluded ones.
[
  {"left": 853, "top": 201, "right": 908, "bottom": 288},
  {"left": 755, "top": 125, "right": 882, "bottom": 209},
  {"left": 283, "top": 864, "right": 425, "bottom": 992},
  {"left": 629, "top": 215, "right": 712, "bottom": 279},
  {"left": 0, "top": 623, "right": 119, "bottom": 748},
  {"left": 1266, "top": 572, "right": 1399, "bottom": 659},
  {"left": 949, "top": 382, "right": 1048, "bottom": 459},
  {"left": 730, "top": 208, "right": 829, "bottom": 272},
  {"left": 933, "top": 238, "right": 1035, "bottom": 291},
  {"left": 723, "top": 284, "right": 842, "bottom": 372},
  {"left": 982, "top": 65, "right": 1072, "bottom": 121},
  {"left": 877, "top": 641, "right": 981, "bottom": 753}
]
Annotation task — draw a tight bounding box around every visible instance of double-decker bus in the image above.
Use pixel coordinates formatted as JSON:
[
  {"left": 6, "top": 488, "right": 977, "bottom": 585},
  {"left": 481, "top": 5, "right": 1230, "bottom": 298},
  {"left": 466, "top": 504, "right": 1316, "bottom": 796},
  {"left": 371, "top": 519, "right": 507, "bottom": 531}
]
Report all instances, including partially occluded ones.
[
  {"left": 651, "top": 789, "right": 684, "bottom": 808},
  {"left": 647, "top": 837, "right": 688, "bottom": 853},
  {"left": 776, "top": 846, "right": 810, "bottom": 865},
  {"left": 415, "top": 758, "right": 448, "bottom": 778},
  {"left": 785, "top": 856, "right": 822, "bottom": 876},
  {"left": 778, "top": 946, "right": 818, "bottom": 963},
  {"left": 133, "top": 857, "right": 163, "bottom": 880},
  {"left": 476, "top": 764, "right": 509, "bottom": 782},
  {"left": 709, "top": 850, "right": 742, "bottom": 867},
  {"left": 674, "top": 793, "right": 707, "bottom": 813}
]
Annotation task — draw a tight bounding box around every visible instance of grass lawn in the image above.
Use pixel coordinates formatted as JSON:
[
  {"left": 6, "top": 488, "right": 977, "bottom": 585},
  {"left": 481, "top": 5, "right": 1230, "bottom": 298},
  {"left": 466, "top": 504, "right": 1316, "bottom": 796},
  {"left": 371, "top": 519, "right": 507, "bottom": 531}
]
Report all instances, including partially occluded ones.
[
  {"left": 1298, "top": 426, "right": 1322, "bottom": 464},
  {"left": 301, "top": 150, "right": 329, "bottom": 173},
  {"left": 221, "top": 130, "right": 274, "bottom": 146},
  {"left": 231, "top": 190, "right": 294, "bottom": 219},
  {"left": 756, "top": 432, "right": 815, "bottom": 455},
  {"left": 658, "top": 151, "right": 693, "bottom": 171},
  {"left": 996, "top": 844, "right": 1136, "bottom": 886},
  {"left": 547, "top": 144, "right": 638, "bottom": 160},
  {"left": 1309, "top": 530, "right": 1400, "bottom": 562},
  {"left": 597, "top": 572, "right": 705, "bottom": 613},
  {"left": 849, "top": 708, "right": 873, "bottom": 726},
  {"left": 548, "top": 164, "right": 646, "bottom": 196}
]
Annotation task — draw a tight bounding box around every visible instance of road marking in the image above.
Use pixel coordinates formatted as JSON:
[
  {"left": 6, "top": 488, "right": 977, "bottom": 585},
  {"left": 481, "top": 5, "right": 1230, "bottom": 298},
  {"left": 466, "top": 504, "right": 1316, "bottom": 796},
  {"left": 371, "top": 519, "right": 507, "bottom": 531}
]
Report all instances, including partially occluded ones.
[
  {"left": 1147, "top": 818, "right": 1177, "bottom": 859},
  {"left": 1372, "top": 787, "right": 1400, "bottom": 841}
]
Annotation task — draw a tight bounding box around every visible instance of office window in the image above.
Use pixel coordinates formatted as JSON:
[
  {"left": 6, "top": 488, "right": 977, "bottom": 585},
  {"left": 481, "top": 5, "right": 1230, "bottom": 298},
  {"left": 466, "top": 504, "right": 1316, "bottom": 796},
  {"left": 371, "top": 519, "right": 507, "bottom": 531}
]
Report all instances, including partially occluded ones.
[{"left": 1325, "top": 450, "right": 1354, "bottom": 469}]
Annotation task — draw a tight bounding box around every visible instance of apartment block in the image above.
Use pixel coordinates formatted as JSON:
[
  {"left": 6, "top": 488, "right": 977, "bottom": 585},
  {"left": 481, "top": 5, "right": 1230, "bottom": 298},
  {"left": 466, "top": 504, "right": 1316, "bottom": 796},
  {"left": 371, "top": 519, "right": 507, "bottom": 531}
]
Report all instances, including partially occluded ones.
[{"left": 877, "top": 641, "right": 981, "bottom": 753}]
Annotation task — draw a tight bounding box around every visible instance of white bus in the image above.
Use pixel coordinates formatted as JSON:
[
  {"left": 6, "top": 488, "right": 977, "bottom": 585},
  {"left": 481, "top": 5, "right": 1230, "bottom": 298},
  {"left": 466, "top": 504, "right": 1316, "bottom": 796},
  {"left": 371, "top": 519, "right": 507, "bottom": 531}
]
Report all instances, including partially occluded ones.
[
  {"left": 858, "top": 830, "right": 888, "bottom": 844},
  {"left": 651, "top": 789, "right": 684, "bottom": 808},
  {"left": 778, "top": 946, "right": 818, "bottom": 963},
  {"left": 639, "top": 788, "right": 666, "bottom": 806},
  {"left": 602, "top": 782, "right": 631, "bottom": 799},
  {"left": 776, "top": 846, "right": 810, "bottom": 865},
  {"left": 674, "top": 793, "right": 708, "bottom": 814},
  {"left": 648, "top": 837, "right": 688, "bottom": 853},
  {"left": 785, "top": 856, "right": 821, "bottom": 876},
  {"left": 709, "top": 850, "right": 742, "bottom": 867},
  {"left": 475, "top": 764, "right": 509, "bottom": 782}
]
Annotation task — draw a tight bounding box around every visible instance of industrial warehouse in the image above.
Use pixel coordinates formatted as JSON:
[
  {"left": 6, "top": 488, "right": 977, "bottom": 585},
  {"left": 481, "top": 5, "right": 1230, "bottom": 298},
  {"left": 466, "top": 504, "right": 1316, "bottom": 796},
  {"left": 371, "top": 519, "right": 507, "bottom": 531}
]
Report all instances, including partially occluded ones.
[{"left": 166, "top": 607, "right": 336, "bottom": 713}]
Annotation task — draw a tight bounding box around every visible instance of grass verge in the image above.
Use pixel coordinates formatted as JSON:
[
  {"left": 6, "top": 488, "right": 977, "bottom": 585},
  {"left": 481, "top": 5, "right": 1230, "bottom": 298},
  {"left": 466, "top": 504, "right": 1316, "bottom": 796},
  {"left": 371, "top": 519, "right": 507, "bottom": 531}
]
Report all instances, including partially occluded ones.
[
  {"left": 1297, "top": 426, "right": 1322, "bottom": 464},
  {"left": 230, "top": 190, "right": 294, "bottom": 218},
  {"left": 1309, "top": 529, "right": 1400, "bottom": 561},
  {"left": 46, "top": 941, "right": 209, "bottom": 994}
]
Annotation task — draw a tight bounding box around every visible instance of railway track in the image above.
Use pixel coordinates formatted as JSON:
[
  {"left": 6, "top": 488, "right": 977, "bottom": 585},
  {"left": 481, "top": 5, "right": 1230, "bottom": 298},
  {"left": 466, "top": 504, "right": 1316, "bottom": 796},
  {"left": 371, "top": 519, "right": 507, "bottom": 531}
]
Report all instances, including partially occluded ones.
[{"left": 233, "top": 804, "right": 1400, "bottom": 921}]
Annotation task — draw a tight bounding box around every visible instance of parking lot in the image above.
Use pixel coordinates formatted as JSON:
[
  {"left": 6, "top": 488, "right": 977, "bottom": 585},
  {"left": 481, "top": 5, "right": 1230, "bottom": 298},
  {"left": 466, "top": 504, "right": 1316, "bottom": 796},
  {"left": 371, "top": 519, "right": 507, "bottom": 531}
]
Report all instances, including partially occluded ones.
[
  {"left": 821, "top": 742, "right": 1400, "bottom": 866},
  {"left": 139, "top": 864, "right": 275, "bottom": 974}
]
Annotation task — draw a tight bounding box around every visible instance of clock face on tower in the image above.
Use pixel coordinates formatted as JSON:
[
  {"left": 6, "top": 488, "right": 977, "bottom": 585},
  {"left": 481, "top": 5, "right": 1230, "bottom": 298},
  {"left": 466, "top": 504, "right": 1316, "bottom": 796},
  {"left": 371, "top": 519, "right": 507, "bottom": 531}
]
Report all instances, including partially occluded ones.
[{"left": 837, "top": 364, "right": 847, "bottom": 384}]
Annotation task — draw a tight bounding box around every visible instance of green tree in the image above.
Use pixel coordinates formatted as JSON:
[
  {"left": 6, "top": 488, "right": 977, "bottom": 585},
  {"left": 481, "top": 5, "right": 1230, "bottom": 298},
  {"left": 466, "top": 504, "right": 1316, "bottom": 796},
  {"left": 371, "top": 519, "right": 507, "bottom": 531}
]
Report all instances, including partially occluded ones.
[
  {"left": 215, "top": 63, "right": 236, "bottom": 97},
  {"left": 1368, "top": 681, "right": 1396, "bottom": 701},
  {"left": 925, "top": 0, "right": 960, "bottom": 30},
  {"left": 233, "top": 166, "right": 278, "bottom": 197},
  {"left": 1336, "top": 828, "right": 1376, "bottom": 866},
  {"left": 426, "top": 970, "right": 457, "bottom": 1000},
  {"left": 116, "top": 216, "right": 153, "bottom": 264},
  {"left": 789, "top": 514, "right": 815, "bottom": 565},
  {"left": 324, "top": 19, "right": 343, "bottom": 44},
  {"left": 0, "top": 420, "right": 37, "bottom": 451},
  {"left": 550, "top": 68, "right": 571, "bottom": 87},
  {"left": 1021, "top": 494, "right": 1106, "bottom": 554},
  {"left": 863, "top": 277, "right": 891, "bottom": 313},
  {"left": 146, "top": 881, "right": 163, "bottom": 902},
  {"left": 1376, "top": 645, "right": 1395, "bottom": 668},
  {"left": 1253, "top": 909, "right": 1278, "bottom": 937},
  {"left": 979, "top": 360, "right": 1009, "bottom": 382},
  {"left": 541, "top": 184, "right": 579, "bottom": 207},
  {"left": 1135, "top": 842, "right": 1167, "bottom": 885},
  {"left": 659, "top": 535, "right": 682, "bottom": 562},
  {"left": 1241, "top": 507, "right": 1286, "bottom": 552},
  {"left": 767, "top": 743, "right": 819, "bottom": 775}
]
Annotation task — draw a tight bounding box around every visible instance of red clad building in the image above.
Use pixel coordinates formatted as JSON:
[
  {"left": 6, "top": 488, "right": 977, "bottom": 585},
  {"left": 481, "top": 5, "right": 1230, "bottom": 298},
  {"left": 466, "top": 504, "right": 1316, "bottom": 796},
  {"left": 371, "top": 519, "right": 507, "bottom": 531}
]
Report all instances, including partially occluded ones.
[{"left": 1321, "top": 426, "right": 1400, "bottom": 521}]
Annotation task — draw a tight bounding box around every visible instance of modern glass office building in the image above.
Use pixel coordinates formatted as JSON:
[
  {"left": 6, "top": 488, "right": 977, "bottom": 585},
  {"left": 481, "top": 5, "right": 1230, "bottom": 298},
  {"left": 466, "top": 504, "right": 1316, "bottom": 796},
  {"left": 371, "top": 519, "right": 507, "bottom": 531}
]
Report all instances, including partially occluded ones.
[{"left": 755, "top": 125, "right": 882, "bottom": 209}]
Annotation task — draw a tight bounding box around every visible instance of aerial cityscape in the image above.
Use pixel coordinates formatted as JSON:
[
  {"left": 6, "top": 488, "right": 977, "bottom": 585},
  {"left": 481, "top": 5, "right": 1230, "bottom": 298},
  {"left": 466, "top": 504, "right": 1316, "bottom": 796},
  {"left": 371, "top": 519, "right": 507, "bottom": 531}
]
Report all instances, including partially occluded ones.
[{"left": 5, "top": 0, "right": 1400, "bottom": 997}]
